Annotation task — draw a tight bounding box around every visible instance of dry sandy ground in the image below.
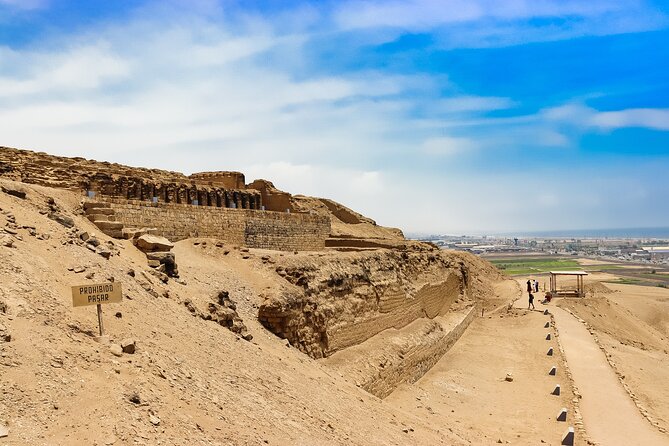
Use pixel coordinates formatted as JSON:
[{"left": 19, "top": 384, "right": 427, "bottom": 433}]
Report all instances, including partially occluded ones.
[
  {"left": 5, "top": 179, "right": 668, "bottom": 446},
  {"left": 387, "top": 296, "right": 576, "bottom": 445}
]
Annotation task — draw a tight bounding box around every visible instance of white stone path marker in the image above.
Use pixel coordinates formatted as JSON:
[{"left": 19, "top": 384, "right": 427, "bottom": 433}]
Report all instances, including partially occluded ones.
[
  {"left": 557, "top": 408, "right": 568, "bottom": 422},
  {"left": 561, "top": 427, "right": 575, "bottom": 446}
]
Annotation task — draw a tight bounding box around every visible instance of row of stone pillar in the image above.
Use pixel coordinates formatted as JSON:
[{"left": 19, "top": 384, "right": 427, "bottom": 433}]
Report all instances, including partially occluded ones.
[{"left": 86, "top": 175, "right": 262, "bottom": 210}]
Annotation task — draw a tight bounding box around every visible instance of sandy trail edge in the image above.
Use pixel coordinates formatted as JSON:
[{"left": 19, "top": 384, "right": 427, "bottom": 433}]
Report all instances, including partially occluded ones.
[{"left": 551, "top": 306, "right": 669, "bottom": 446}]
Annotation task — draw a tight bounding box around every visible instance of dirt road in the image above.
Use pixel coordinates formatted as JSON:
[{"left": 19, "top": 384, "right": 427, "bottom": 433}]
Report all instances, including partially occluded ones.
[{"left": 551, "top": 306, "right": 669, "bottom": 445}]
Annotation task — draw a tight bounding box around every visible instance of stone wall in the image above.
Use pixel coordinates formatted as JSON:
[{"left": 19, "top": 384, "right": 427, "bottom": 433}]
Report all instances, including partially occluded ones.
[
  {"left": 323, "top": 305, "right": 477, "bottom": 398},
  {"left": 92, "top": 197, "right": 330, "bottom": 251}
]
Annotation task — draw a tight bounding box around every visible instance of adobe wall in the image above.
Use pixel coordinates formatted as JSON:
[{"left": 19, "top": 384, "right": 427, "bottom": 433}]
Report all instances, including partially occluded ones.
[
  {"left": 189, "top": 171, "right": 246, "bottom": 189},
  {"left": 327, "top": 274, "right": 462, "bottom": 352},
  {"left": 258, "top": 250, "right": 473, "bottom": 358},
  {"left": 94, "top": 197, "right": 330, "bottom": 251},
  {"left": 247, "top": 179, "right": 293, "bottom": 212}
]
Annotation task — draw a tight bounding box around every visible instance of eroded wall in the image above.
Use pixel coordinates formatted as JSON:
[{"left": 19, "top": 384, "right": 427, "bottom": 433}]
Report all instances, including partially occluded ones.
[{"left": 258, "top": 250, "right": 473, "bottom": 358}]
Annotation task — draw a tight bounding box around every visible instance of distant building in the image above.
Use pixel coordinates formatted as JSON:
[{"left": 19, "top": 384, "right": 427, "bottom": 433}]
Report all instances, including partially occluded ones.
[{"left": 642, "top": 246, "right": 669, "bottom": 260}]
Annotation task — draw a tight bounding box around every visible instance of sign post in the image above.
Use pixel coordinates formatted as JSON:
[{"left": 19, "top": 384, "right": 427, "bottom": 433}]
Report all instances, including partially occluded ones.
[
  {"left": 97, "top": 304, "right": 105, "bottom": 336},
  {"left": 71, "top": 282, "right": 122, "bottom": 339}
]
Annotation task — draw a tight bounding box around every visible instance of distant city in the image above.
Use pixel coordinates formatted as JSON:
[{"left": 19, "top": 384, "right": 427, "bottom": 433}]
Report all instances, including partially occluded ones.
[{"left": 412, "top": 228, "right": 669, "bottom": 265}]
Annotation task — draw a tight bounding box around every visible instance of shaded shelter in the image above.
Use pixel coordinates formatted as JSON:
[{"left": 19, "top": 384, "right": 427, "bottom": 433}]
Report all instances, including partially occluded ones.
[{"left": 548, "top": 271, "right": 588, "bottom": 298}]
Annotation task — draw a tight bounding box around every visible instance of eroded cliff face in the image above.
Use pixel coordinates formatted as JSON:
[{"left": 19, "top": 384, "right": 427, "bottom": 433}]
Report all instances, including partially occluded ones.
[{"left": 258, "top": 246, "right": 497, "bottom": 359}]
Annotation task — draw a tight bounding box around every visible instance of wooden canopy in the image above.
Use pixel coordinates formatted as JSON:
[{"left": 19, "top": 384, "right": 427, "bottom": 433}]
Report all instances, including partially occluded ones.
[{"left": 548, "top": 271, "right": 588, "bottom": 298}]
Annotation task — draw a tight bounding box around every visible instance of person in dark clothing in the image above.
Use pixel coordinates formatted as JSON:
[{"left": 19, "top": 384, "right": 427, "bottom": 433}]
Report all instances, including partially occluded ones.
[
  {"left": 528, "top": 292, "right": 535, "bottom": 310},
  {"left": 527, "top": 279, "right": 532, "bottom": 294},
  {"left": 535, "top": 280, "right": 539, "bottom": 292}
]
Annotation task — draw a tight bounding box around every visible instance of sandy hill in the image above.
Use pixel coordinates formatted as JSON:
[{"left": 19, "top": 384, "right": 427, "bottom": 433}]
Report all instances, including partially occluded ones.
[{"left": 0, "top": 172, "right": 512, "bottom": 445}]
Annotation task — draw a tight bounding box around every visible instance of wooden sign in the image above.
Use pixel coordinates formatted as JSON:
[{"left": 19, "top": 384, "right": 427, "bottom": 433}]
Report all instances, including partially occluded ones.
[{"left": 71, "top": 283, "right": 122, "bottom": 307}]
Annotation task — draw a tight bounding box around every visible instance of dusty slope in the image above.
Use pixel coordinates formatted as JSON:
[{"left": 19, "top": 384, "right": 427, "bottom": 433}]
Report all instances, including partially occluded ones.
[{"left": 0, "top": 180, "right": 468, "bottom": 445}]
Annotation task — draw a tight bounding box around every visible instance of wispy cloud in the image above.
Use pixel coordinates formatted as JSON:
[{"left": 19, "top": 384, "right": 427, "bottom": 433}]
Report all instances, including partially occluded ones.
[
  {"left": 0, "top": 0, "right": 49, "bottom": 10},
  {"left": 333, "top": 0, "right": 667, "bottom": 48},
  {"left": 591, "top": 108, "right": 669, "bottom": 131},
  {"left": 542, "top": 103, "right": 669, "bottom": 131},
  {"left": 429, "top": 96, "right": 515, "bottom": 114}
]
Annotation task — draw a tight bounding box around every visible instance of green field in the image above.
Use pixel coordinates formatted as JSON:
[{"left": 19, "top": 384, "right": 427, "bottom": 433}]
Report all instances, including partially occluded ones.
[{"left": 490, "top": 258, "right": 581, "bottom": 276}]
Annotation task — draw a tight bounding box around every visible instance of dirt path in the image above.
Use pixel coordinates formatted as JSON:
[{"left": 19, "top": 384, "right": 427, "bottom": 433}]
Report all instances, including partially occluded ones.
[{"left": 551, "top": 306, "right": 669, "bottom": 446}]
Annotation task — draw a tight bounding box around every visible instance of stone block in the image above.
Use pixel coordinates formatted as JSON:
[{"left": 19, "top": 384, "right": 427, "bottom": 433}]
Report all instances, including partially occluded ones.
[
  {"left": 93, "top": 207, "right": 115, "bottom": 215},
  {"left": 557, "top": 408, "right": 568, "bottom": 422},
  {"left": 544, "top": 321, "right": 550, "bottom": 328},
  {"left": 136, "top": 234, "right": 174, "bottom": 252},
  {"left": 552, "top": 384, "right": 561, "bottom": 396},
  {"left": 547, "top": 347, "right": 554, "bottom": 356},
  {"left": 546, "top": 333, "right": 552, "bottom": 340},
  {"left": 94, "top": 220, "right": 123, "bottom": 230},
  {"left": 543, "top": 309, "right": 549, "bottom": 315},
  {"left": 549, "top": 366, "right": 557, "bottom": 375},
  {"left": 110, "top": 344, "right": 123, "bottom": 357},
  {"left": 120, "top": 338, "right": 136, "bottom": 354},
  {"left": 88, "top": 214, "right": 116, "bottom": 222},
  {"left": 561, "top": 427, "right": 575, "bottom": 446},
  {"left": 83, "top": 201, "right": 109, "bottom": 211},
  {"left": 101, "top": 229, "right": 124, "bottom": 238}
]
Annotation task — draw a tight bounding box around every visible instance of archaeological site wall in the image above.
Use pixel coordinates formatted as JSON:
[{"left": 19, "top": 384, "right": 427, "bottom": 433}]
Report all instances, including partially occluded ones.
[
  {"left": 258, "top": 251, "right": 472, "bottom": 358},
  {"left": 0, "top": 147, "right": 265, "bottom": 211},
  {"left": 1, "top": 147, "right": 333, "bottom": 251},
  {"left": 94, "top": 197, "right": 330, "bottom": 251}
]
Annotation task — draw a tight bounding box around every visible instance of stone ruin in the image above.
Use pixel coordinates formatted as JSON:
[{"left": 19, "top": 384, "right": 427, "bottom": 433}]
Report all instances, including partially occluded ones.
[
  {"left": 0, "top": 146, "right": 267, "bottom": 211},
  {"left": 0, "top": 147, "right": 331, "bottom": 251}
]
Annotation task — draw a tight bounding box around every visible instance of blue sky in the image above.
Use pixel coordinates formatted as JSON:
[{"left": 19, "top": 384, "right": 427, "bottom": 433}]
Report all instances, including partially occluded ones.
[{"left": 1, "top": 0, "right": 668, "bottom": 234}]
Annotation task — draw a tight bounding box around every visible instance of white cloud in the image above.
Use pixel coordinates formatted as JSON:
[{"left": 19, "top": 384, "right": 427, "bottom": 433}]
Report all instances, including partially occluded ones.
[
  {"left": 542, "top": 103, "right": 669, "bottom": 131},
  {"left": 591, "top": 108, "right": 669, "bottom": 131},
  {"left": 0, "top": 45, "right": 130, "bottom": 97},
  {"left": 421, "top": 136, "right": 476, "bottom": 156}
]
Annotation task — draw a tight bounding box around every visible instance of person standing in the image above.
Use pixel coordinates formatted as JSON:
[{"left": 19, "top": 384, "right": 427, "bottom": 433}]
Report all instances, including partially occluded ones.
[
  {"left": 528, "top": 292, "right": 535, "bottom": 310},
  {"left": 527, "top": 279, "right": 532, "bottom": 294},
  {"left": 535, "top": 280, "right": 539, "bottom": 293}
]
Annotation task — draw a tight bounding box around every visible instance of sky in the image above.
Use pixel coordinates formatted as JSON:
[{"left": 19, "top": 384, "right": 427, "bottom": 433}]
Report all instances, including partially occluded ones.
[{"left": 1, "top": 0, "right": 668, "bottom": 235}]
